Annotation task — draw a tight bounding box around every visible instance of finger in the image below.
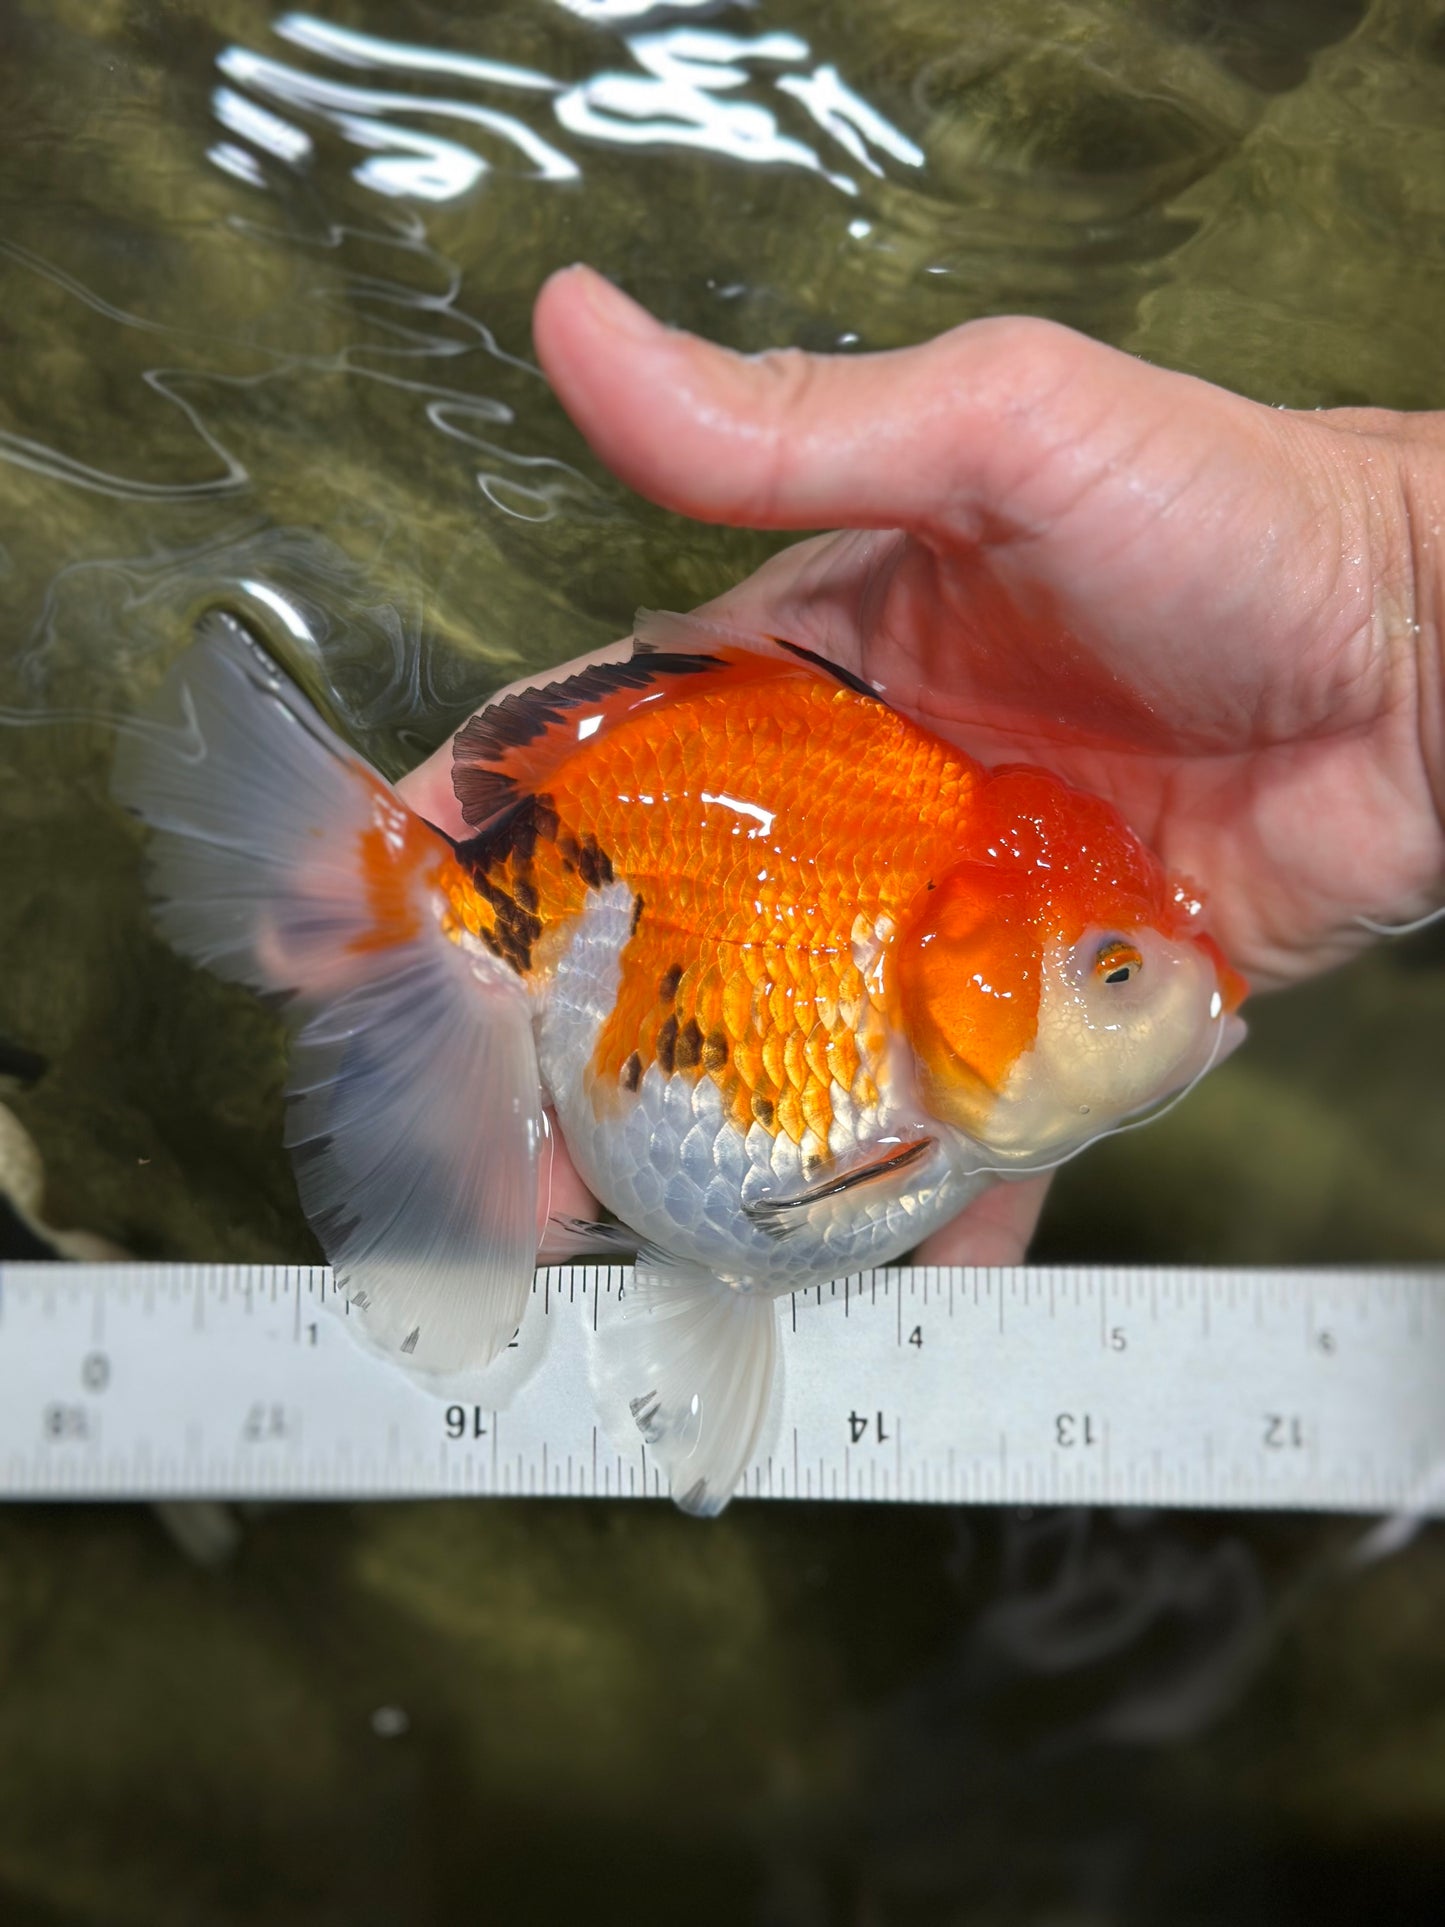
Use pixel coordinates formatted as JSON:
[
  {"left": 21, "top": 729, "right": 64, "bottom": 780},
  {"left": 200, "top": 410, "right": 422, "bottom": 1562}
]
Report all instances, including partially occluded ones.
[
  {"left": 912, "top": 1175, "right": 1052, "bottom": 1267},
  {"left": 537, "top": 1111, "right": 599, "bottom": 1238},
  {"left": 532, "top": 264, "right": 1226, "bottom": 539}
]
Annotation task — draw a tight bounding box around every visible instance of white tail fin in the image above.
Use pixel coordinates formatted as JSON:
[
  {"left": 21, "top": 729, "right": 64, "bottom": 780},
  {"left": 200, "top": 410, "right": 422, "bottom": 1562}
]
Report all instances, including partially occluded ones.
[
  {"left": 599, "top": 1260, "right": 778, "bottom": 1516},
  {"left": 113, "top": 612, "right": 542, "bottom": 1374}
]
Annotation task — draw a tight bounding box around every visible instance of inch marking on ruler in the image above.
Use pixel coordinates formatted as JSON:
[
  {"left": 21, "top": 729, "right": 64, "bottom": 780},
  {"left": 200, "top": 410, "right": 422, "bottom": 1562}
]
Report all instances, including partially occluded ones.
[{"left": 0, "top": 1263, "right": 1442, "bottom": 1509}]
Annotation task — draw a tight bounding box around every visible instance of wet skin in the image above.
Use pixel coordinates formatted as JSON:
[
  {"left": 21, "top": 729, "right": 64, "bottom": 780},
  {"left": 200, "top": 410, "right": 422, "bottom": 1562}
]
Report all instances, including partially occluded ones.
[{"left": 400, "top": 266, "right": 1445, "bottom": 1264}]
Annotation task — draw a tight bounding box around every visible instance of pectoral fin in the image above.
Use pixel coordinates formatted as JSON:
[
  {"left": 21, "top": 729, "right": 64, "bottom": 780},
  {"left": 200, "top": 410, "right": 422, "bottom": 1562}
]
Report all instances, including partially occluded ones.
[{"left": 745, "top": 1136, "right": 937, "bottom": 1241}]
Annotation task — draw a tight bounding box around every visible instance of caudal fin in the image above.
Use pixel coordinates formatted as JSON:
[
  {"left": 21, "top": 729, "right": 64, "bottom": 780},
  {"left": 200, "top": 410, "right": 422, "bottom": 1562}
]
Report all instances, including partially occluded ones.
[
  {"left": 113, "top": 612, "right": 542, "bottom": 1374},
  {"left": 599, "top": 1259, "right": 778, "bottom": 1516}
]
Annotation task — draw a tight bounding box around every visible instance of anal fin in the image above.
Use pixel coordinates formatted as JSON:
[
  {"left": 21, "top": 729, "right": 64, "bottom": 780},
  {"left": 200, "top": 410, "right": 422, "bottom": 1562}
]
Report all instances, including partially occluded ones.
[{"left": 598, "top": 1259, "right": 778, "bottom": 1517}]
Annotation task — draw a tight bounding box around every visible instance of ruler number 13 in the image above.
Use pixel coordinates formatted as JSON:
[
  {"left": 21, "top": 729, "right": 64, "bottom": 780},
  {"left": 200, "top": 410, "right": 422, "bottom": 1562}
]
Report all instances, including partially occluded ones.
[{"left": 1055, "top": 1412, "right": 1099, "bottom": 1448}]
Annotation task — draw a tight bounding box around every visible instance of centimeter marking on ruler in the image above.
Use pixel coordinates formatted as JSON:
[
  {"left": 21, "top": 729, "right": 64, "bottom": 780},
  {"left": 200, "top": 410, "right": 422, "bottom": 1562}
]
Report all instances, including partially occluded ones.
[{"left": 1, "top": 1263, "right": 1443, "bottom": 1510}]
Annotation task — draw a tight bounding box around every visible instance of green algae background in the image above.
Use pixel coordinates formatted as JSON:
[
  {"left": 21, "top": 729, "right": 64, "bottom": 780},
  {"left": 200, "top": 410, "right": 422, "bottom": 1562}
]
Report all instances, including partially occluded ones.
[{"left": 1, "top": 0, "right": 1444, "bottom": 1920}]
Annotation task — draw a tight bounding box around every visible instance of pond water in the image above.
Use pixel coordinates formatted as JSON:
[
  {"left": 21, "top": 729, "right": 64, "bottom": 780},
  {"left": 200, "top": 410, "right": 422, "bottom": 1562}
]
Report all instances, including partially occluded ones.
[{"left": 1, "top": 1, "right": 1443, "bottom": 1921}]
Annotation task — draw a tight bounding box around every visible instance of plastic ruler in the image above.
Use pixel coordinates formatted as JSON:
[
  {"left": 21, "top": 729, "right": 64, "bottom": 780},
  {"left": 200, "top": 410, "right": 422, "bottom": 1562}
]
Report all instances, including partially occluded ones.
[{"left": 1, "top": 1262, "right": 1443, "bottom": 1511}]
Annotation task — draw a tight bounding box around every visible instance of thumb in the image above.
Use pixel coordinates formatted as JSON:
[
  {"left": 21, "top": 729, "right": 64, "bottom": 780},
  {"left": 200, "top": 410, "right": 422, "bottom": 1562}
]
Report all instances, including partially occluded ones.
[{"left": 531, "top": 264, "right": 1235, "bottom": 542}]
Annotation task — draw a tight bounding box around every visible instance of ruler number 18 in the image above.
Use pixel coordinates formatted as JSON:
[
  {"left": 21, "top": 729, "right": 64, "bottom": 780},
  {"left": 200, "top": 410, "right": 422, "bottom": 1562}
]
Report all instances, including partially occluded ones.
[{"left": 40, "top": 1353, "right": 111, "bottom": 1444}]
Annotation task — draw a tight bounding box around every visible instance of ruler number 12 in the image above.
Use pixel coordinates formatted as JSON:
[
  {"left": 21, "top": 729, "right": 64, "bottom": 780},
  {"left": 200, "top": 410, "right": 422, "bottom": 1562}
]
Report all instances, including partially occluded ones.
[{"left": 1264, "top": 1413, "right": 1307, "bottom": 1449}]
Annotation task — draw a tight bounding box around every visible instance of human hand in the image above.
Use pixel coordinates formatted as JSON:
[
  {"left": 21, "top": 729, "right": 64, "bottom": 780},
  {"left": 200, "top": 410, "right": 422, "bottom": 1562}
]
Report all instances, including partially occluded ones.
[{"left": 400, "top": 266, "right": 1445, "bottom": 1261}]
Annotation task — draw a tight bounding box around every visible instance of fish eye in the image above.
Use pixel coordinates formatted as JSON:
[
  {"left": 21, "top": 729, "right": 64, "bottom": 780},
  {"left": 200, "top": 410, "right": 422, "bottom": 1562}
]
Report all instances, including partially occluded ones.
[{"left": 1094, "top": 938, "right": 1143, "bottom": 986}]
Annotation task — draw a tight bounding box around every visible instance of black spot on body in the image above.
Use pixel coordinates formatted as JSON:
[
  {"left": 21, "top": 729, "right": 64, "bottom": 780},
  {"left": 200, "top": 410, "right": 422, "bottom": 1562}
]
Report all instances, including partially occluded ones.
[
  {"left": 658, "top": 963, "right": 682, "bottom": 1003},
  {"left": 752, "top": 1092, "right": 775, "bottom": 1128},
  {"left": 621, "top": 1051, "right": 642, "bottom": 1093},
  {"left": 702, "top": 1029, "right": 729, "bottom": 1072},
  {"left": 454, "top": 790, "right": 616, "bottom": 975},
  {"left": 675, "top": 1018, "right": 704, "bottom": 1071},
  {"left": 657, "top": 1015, "right": 679, "bottom": 1075},
  {"left": 630, "top": 895, "right": 645, "bottom": 935}
]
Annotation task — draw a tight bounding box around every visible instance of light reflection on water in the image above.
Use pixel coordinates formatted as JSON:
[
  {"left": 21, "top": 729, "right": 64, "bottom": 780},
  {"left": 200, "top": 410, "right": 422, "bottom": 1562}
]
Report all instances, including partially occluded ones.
[{"left": 214, "top": 13, "right": 927, "bottom": 202}]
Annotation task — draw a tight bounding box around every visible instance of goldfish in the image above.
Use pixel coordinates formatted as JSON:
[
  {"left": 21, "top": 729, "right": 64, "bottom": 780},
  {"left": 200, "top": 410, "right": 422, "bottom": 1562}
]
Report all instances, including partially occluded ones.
[{"left": 113, "top": 607, "right": 1246, "bottom": 1513}]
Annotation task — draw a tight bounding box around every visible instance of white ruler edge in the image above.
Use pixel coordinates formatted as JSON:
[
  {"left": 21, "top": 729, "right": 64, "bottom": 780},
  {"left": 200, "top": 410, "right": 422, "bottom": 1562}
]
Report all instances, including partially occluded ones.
[{"left": 2, "top": 1262, "right": 1444, "bottom": 1510}]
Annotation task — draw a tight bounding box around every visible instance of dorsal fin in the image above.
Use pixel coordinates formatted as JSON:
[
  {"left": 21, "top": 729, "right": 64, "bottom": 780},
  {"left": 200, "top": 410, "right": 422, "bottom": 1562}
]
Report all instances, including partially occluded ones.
[
  {"left": 637, "top": 607, "right": 887, "bottom": 704},
  {"left": 452, "top": 644, "right": 727, "bottom": 828},
  {"left": 452, "top": 612, "right": 890, "bottom": 831},
  {"left": 767, "top": 637, "right": 882, "bottom": 703}
]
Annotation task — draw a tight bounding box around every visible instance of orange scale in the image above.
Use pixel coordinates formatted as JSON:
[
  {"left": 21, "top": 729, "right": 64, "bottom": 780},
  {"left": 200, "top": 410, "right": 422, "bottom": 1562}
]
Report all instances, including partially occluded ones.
[
  {"left": 732, "top": 1031, "right": 768, "bottom": 1095},
  {"left": 761, "top": 1029, "right": 788, "bottom": 1093},
  {"left": 721, "top": 970, "right": 755, "bottom": 1045},
  {"left": 827, "top": 1028, "right": 860, "bottom": 1093},
  {"left": 693, "top": 959, "right": 726, "bottom": 1035},
  {"left": 802, "top": 1022, "right": 833, "bottom": 1089},
  {"left": 776, "top": 1084, "right": 806, "bottom": 1145},
  {"left": 740, "top": 945, "right": 770, "bottom": 989},
  {"left": 782, "top": 1028, "right": 810, "bottom": 1093},
  {"left": 802, "top": 1076, "right": 834, "bottom": 1143},
  {"left": 767, "top": 979, "right": 796, "bottom": 1033}
]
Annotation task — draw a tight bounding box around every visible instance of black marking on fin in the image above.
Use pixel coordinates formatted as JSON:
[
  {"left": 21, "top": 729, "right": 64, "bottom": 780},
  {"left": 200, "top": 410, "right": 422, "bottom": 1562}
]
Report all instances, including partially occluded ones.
[
  {"left": 452, "top": 649, "right": 727, "bottom": 828},
  {"left": 771, "top": 636, "right": 882, "bottom": 703},
  {"left": 630, "top": 1390, "right": 663, "bottom": 1437},
  {"left": 401, "top": 1327, "right": 420, "bottom": 1356},
  {"left": 746, "top": 1137, "right": 935, "bottom": 1238}
]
